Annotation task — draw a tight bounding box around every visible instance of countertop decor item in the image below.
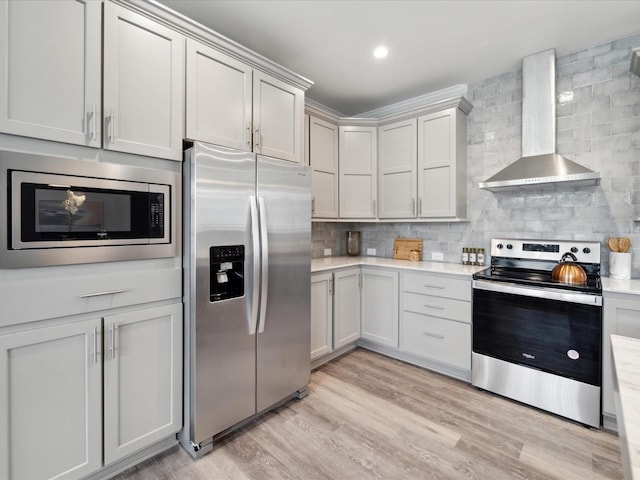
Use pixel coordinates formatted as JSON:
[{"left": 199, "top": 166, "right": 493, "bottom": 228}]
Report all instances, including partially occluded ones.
[
  {"left": 346, "top": 231, "right": 361, "bottom": 256},
  {"left": 393, "top": 238, "right": 423, "bottom": 260},
  {"left": 551, "top": 252, "right": 587, "bottom": 285}
]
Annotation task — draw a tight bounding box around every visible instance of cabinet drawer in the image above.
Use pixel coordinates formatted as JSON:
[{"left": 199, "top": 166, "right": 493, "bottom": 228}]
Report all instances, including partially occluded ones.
[
  {"left": 402, "top": 292, "right": 470, "bottom": 324},
  {"left": 0, "top": 266, "right": 182, "bottom": 328},
  {"left": 401, "top": 311, "right": 470, "bottom": 370},
  {"left": 403, "top": 272, "right": 471, "bottom": 301}
]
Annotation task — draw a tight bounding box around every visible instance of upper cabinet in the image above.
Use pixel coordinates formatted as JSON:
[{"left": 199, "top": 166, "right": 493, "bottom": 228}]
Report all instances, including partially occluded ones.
[
  {"left": 186, "top": 39, "right": 305, "bottom": 163},
  {"left": 103, "top": 2, "right": 184, "bottom": 161},
  {"left": 309, "top": 115, "right": 339, "bottom": 218},
  {"left": 378, "top": 119, "right": 417, "bottom": 218},
  {"left": 339, "top": 125, "right": 377, "bottom": 218},
  {"left": 0, "top": 0, "right": 102, "bottom": 147},
  {"left": 417, "top": 107, "right": 467, "bottom": 219}
]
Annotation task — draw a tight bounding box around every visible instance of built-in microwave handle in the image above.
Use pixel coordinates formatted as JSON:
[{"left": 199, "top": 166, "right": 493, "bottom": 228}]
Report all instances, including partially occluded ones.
[{"left": 79, "top": 289, "right": 127, "bottom": 298}]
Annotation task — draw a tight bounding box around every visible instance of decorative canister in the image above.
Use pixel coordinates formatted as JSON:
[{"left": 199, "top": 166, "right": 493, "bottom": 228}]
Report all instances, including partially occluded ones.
[
  {"left": 346, "top": 231, "right": 361, "bottom": 256},
  {"left": 610, "top": 252, "right": 631, "bottom": 279}
]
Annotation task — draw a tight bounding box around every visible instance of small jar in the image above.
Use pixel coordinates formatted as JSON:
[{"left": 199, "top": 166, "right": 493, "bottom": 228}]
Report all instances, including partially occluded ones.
[
  {"left": 477, "top": 248, "right": 485, "bottom": 266},
  {"left": 461, "top": 247, "right": 469, "bottom": 265},
  {"left": 346, "top": 231, "right": 361, "bottom": 256},
  {"left": 469, "top": 248, "right": 477, "bottom": 265}
]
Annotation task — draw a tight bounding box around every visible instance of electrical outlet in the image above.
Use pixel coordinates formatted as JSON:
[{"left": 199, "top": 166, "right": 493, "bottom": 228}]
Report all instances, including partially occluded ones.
[
  {"left": 431, "top": 252, "right": 444, "bottom": 261},
  {"left": 323, "top": 248, "right": 332, "bottom": 256},
  {"left": 367, "top": 248, "right": 376, "bottom": 256}
]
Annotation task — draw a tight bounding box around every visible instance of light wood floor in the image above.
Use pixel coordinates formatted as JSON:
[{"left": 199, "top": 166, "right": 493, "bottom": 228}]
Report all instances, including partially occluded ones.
[{"left": 113, "top": 348, "right": 623, "bottom": 479}]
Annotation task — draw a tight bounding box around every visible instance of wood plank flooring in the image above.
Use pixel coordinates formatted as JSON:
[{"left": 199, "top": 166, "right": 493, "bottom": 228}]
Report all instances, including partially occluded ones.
[{"left": 113, "top": 348, "right": 623, "bottom": 479}]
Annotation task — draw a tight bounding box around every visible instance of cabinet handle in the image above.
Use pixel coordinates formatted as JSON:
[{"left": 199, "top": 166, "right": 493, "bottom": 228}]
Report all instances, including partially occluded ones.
[
  {"left": 113, "top": 325, "right": 118, "bottom": 359},
  {"left": 80, "top": 289, "right": 127, "bottom": 298},
  {"left": 422, "top": 331, "right": 445, "bottom": 340},
  {"left": 254, "top": 127, "right": 260, "bottom": 150},
  {"left": 329, "top": 278, "right": 333, "bottom": 295},
  {"left": 247, "top": 125, "right": 252, "bottom": 148},
  {"left": 88, "top": 104, "right": 97, "bottom": 141},
  {"left": 423, "top": 284, "right": 445, "bottom": 289},
  {"left": 312, "top": 197, "right": 315, "bottom": 215},
  {"left": 412, "top": 198, "right": 416, "bottom": 216},
  {"left": 419, "top": 198, "right": 423, "bottom": 216},
  {"left": 423, "top": 303, "right": 445, "bottom": 310},
  {"left": 93, "top": 327, "right": 100, "bottom": 364},
  {"left": 106, "top": 108, "right": 115, "bottom": 144}
]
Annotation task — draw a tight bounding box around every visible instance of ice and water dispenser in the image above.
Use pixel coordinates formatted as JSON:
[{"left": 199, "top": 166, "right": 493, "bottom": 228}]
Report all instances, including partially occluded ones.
[{"left": 210, "top": 245, "right": 245, "bottom": 302}]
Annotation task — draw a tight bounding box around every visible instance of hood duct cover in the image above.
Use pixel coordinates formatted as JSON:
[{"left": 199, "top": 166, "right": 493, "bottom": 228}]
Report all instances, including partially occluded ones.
[{"left": 479, "top": 49, "right": 600, "bottom": 192}]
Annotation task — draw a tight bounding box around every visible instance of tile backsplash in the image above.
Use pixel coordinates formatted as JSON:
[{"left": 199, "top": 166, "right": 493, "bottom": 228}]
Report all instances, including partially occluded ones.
[{"left": 312, "top": 33, "right": 640, "bottom": 277}]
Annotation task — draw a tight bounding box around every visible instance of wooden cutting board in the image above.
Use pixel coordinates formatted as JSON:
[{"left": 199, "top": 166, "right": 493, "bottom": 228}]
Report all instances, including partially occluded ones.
[{"left": 393, "top": 238, "right": 423, "bottom": 260}]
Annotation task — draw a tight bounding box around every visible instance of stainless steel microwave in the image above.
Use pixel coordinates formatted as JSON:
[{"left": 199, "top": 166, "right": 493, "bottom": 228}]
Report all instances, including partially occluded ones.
[{"left": 0, "top": 150, "right": 178, "bottom": 268}]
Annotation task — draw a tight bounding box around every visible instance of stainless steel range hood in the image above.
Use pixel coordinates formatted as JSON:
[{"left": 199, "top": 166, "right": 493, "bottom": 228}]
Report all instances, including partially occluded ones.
[{"left": 479, "top": 49, "right": 600, "bottom": 192}]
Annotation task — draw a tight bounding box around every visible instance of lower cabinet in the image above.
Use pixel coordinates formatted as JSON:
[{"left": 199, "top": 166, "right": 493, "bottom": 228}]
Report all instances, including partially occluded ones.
[
  {"left": 0, "top": 303, "right": 182, "bottom": 480},
  {"left": 334, "top": 268, "right": 361, "bottom": 348},
  {"left": 311, "top": 272, "right": 333, "bottom": 360},
  {"left": 399, "top": 271, "right": 472, "bottom": 374},
  {"left": 602, "top": 292, "right": 640, "bottom": 426},
  {"left": 360, "top": 268, "right": 399, "bottom": 348}
]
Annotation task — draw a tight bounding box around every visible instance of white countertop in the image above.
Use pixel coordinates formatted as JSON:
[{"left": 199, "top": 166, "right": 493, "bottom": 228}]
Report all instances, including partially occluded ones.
[
  {"left": 311, "top": 256, "right": 485, "bottom": 277},
  {"left": 603, "top": 278, "right": 640, "bottom": 296},
  {"left": 610, "top": 334, "right": 640, "bottom": 480}
]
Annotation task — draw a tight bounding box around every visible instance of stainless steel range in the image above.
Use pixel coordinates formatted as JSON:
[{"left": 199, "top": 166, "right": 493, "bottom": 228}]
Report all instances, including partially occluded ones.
[{"left": 472, "top": 238, "right": 602, "bottom": 427}]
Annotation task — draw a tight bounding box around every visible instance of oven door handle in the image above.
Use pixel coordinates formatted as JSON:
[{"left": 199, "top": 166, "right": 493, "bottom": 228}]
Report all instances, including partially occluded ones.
[{"left": 472, "top": 279, "right": 602, "bottom": 306}]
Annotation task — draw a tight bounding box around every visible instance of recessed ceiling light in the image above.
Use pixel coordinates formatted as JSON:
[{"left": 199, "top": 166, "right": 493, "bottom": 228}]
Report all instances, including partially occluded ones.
[{"left": 373, "top": 45, "right": 388, "bottom": 59}]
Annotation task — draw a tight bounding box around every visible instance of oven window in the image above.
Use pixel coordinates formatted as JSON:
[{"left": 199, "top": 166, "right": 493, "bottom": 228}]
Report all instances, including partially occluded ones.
[
  {"left": 21, "top": 183, "right": 150, "bottom": 241},
  {"left": 472, "top": 289, "right": 601, "bottom": 386}
]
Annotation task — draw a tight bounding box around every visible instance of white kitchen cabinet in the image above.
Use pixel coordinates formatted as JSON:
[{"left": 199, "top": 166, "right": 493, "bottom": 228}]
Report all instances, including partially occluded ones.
[
  {"left": 0, "top": 318, "right": 103, "bottom": 480},
  {"left": 0, "top": 0, "right": 102, "bottom": 147},
  {"left": 186, "top": 39, "right": 304, "bottom": 163},
  {"left": 334, "top": 268, "right": 361, "bottom": 349},
  {"left": 103, "top": 303, "right": 182, "bottom": 465},
  {"left": 103, "top": 2, "right": 185, "bottom": 160},
  {"left": 602, "top": 292, "right": 640, "bottom": 425},
  {"left": 309, "top": 115, "right": 339, "bottom": 218},
  {"left": 400, "top": 271, "right": 471, "bottom": 373},
  {"left": 339, "top": 125, "right": 377, "bottom": 219},
  {"left": 417, "top": 107, "right": 467, "bottom": 218},
  {"left": 311, "top": 272, "right": 333, "bottom": 360},
  {"left": 360, "top": 268, "right": 398, "bottom": 347},
  {"left": 378, "top": 119, "right": 417, "bottom": 218}
]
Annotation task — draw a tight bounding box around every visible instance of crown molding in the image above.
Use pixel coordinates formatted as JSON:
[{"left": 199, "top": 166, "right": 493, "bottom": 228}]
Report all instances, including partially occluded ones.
[{"left": 114, "top": 0, "right": 313, "bottom": 91}]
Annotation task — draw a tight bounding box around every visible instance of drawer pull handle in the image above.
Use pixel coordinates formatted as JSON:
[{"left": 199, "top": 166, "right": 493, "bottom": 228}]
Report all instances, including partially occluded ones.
[
  {"left": 423, "top": 332, "right": 445, "bottom": 340},
  {"left": 423, "top": 303, "right": 445, "bottom": 310},
  {"left": 80, "top": 289, "right": 127, "bottom": 298},
  {"left": 423, "top": 284, "right": 445, "bottom": 289}
]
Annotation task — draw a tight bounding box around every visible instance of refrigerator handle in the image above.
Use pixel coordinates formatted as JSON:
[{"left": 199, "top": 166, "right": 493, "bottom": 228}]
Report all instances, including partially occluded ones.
[
  {"left": 257, "top": 196, "right": 269, "bottom": 333},
  {"left": 249, "top": 195, "right": 260, "bottom": 335}
]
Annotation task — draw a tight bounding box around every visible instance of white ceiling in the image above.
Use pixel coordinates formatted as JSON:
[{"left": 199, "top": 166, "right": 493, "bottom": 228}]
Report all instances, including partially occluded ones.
[{"left": 155, "top": 0, "right": 640, "bottom": 116}]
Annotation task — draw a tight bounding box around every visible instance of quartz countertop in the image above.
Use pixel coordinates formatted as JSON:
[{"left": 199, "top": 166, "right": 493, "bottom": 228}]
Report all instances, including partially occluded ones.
[
  {"left": 603, "top": 278, "right": 640, "bottom": 296},
  {"left": 311, "top": 256, "right": 485, "bottom": 277},
  {"left": 610, "top": 334, "right": 640, "bottom": 480}
]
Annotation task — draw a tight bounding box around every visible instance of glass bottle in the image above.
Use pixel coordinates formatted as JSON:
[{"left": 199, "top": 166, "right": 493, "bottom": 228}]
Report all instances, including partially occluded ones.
[
  {"left": 462, "top": 247, "right": 469, "bottom": 265},
  {"left": 469, "top": 247, "right": 477, "bottom": 265},
  {"left": 477, "top": 248, "right": 485, "bottom": 266}
]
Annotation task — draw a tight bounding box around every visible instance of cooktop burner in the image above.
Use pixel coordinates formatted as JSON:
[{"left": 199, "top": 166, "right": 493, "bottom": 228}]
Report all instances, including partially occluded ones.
[{"left": 473, "top": 238, "right": 602, "bottom": 295}]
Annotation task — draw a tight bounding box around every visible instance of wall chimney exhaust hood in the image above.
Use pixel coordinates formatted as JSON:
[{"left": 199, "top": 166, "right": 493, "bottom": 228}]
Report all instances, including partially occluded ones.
[{"left": 479, "top": 49, "right": 600, "bottom": 192}]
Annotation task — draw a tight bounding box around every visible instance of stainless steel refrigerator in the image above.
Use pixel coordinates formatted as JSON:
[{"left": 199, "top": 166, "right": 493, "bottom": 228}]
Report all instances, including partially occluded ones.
[{"left": 180, "top": 142, "right": 311, "bottom": 457}]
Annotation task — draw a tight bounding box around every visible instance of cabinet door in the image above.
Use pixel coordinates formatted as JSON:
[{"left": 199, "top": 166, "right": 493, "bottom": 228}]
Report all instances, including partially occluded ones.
[
  {"left": 311, "top": 273, "right": 333, "bottom": 360},
  {"left": 334, "top": 268, "right": 361, "bottom": 349},
  {"left": 103, "top": 303, "right": 182, "bottom": 465},
  {"left": 602, "top": 296, "right": 640, "bottom": 418},
  {"left": 417, "top": 108, "right": 466, "bottom": 218},
  {"left": 185, "top": 39, "right": 252, "bottom": 151},
  {"left": 339, "top": 126, "right": 378, "bottom": 218},
  {"left": 0, "top": 319, "right": 102, "bottom": 480},
  {"left": 378, "top": 119, "right": 417, "bottom": 218},
  {"left": 253, "top": 70, "right": 304, "bottom": 163},
  {"left": 0, "top": 0, "right": 101, "bottom": 147},
  {"left": 309, "top": 116, "right": 339, "bottom": 218},
  {"left": 361, "top": 268, "right": 399, "bottom": 347},
  {"left": 103, "top": 3, "right": 185, "bottom": 160}
]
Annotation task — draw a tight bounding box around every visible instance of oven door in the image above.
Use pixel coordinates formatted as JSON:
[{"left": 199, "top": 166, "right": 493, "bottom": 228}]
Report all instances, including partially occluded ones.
[{"left": 472, "top": 279, "right": 602, "bottom": 386}]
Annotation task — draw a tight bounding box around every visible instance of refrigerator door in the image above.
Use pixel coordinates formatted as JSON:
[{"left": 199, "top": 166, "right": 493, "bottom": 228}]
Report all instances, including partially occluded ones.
[
  {"left": 185, "top": 143, "right": 258, "bottom": 444},
  {"left": 256, "top": 156, "right": 311, "bottom": 412}
]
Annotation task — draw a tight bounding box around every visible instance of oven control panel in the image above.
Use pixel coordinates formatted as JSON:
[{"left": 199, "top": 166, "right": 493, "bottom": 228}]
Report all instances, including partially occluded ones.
[{"left": 491, "top": 238, "right": 601, "bottom": 263}]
